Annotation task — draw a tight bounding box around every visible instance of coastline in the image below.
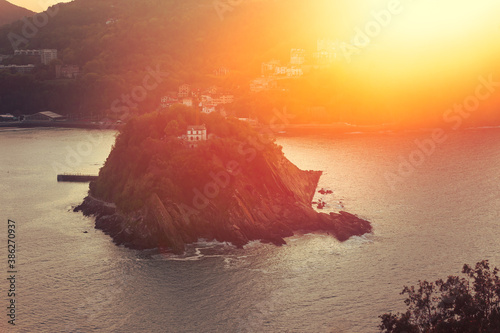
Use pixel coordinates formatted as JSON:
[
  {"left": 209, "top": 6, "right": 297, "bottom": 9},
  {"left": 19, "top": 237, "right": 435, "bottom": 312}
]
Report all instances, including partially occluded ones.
[{"left": 0, "top": 121, "right": 122, "bottom": 130}]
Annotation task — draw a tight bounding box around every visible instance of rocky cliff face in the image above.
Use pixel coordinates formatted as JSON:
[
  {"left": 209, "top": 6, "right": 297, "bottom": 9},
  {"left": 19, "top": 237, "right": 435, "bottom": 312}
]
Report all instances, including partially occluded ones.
[{"left": 75, "top": 151, "right": 372, "bottom": 254}]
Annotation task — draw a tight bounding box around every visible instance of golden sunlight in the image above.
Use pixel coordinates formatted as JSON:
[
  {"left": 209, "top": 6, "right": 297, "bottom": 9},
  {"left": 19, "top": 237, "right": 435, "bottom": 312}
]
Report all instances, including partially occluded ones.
[{"left": 315, "top": 0, "right": 500, "bottom": 125}]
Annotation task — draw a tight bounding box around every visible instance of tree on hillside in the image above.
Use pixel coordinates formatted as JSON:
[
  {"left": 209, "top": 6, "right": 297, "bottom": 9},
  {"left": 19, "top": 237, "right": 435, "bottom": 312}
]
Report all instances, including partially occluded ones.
[{"left": 380, "top": 260, "right": 500, "bottom": 333}]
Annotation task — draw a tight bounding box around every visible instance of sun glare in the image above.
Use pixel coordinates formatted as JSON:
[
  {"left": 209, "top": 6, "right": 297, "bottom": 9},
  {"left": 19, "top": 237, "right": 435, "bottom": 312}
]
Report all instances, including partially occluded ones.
[
  {"left": 317, "top": 0, "right": 500, "bottom": 124},
  {"left": 389, "top": 1, "right": 499, "bottom": 43}
]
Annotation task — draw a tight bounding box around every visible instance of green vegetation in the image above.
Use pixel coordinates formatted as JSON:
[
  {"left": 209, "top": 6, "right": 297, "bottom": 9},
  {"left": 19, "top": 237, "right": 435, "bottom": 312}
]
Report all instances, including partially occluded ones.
[
  {"left": 379, "top": 260, "right": 500, "bottom": 332},
  {"left": 90, "top": 106, "right": 281, "bottom": 212}
]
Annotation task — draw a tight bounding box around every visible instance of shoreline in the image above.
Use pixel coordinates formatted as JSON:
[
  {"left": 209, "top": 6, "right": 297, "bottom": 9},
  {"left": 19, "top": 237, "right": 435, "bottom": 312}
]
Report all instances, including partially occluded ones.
[
  {"left": 75, "top": 191, "right": 373, "bottom": 254},
  {"left": 3, "top": 121, "right": 500, "bottom": 134},
  {"left": 0, "top": 121, "right": 122, "bottom": 130}
]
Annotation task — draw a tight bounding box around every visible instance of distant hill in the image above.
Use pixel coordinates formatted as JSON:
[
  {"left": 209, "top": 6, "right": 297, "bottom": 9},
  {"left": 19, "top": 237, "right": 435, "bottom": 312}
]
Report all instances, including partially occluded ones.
[
  {"left": 0, "top": 0, "right": 446, "bottom": 126},
  {"left": 0, "top": 0, "right": 321, "bottom": 119},
  {"left": 0, "top": 0, "right": 34, "bottom": 27}
]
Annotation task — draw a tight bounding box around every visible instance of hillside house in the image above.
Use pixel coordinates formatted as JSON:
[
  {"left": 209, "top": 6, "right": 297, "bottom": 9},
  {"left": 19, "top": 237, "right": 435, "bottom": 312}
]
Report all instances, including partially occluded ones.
[
  {"left": 160, "top": 95, "right": 179, "bottom": 108},
  {"left": 14, "top": 49, "right": 58, "bottom": 65},
  {"left": 40, "top": 49, "right": 58, "bottom": 65},
  {"left": 0, "top": 64, "right": 35, "bottom": 74},
  {"left": 182, "top": 98, "right": 193, "bottom": 107},
  {"left": 250, "top": 77, "right": 277, "bottom": 92},
  {"left": 202, "top": 104, "right": 216, "bottom": 114},
  {"left": 186, "top": 125, "right": 207, "bottom": 148},
  {"left": 187, "top": 125, "right": 207, "bottom": 141},
  {"left": 55, "top": 65, "right": 80, "bottom": 79},
  {"left": 207, "top": 85, "right": 219, "bottom": 95},
  {"left": 178, "top": 84, "right": 191, "bottom": 98},
  {"left": 14, "top": 49, "right": 41, "bottom": 56}
]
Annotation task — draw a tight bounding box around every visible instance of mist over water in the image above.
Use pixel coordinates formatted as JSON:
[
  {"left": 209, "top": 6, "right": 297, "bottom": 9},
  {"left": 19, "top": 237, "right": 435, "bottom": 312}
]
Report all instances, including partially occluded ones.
[{"left": 1, "top": 127, "right": 499, "bottom": 332}]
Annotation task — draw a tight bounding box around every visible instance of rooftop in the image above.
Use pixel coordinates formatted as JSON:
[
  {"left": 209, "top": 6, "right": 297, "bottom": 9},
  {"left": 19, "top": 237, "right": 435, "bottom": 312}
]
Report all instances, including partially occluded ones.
[
  {"left": 38, "top": 111, "right": 65, "bottom": 119},
  {"left": 187, "top": 124, "right": 206, "bottom": 130}
]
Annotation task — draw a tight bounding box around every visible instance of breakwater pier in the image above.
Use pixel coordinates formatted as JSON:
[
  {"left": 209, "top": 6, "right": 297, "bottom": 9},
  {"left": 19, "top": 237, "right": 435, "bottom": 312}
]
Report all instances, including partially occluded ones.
[{"left": 57, "top": 174, "right": 98, "bottom": 182}]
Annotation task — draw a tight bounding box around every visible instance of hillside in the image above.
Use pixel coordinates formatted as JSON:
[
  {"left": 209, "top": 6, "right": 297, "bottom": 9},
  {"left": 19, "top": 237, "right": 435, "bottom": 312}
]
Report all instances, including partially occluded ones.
[
  {"left": 0, "top": 0, "right": 34, "bottom": 27},
  {"left": 75, "top": 108, "right": 372, "bottom": 253},
  {"left": 0, "top": 0, "right": 307, "bottom": 105},
  {"left": 0, "top": 0, "right": 498, "bottom": 127},
  {"left": 0, "top": 0, "right": 369, "bottom": 124}
]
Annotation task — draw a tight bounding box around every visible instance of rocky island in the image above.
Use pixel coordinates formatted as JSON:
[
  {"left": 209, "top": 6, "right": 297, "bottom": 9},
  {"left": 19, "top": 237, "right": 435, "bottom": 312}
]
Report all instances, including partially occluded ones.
[{"left": 75, "top": 107, "right": 372, "bottom": 254}]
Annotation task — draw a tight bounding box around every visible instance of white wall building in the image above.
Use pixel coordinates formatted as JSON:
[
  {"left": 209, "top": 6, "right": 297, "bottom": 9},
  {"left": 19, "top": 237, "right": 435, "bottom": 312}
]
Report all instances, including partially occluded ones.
[
  {"left": 220, "top": 95, "right": 234, "bottom": 104},
  {"left": 14, "top": 49, "right": 58, "bottom": 65},
  {"left": 202, "top": 104, "right": 216, "bottom": 114},
  {"left": 182, "top": 98, "right": 193, "bottom": 107},
  {"left": 0, "top": 64, "right": 35, "bottom": 74},
  {"left": 40, "top": 49, "right": 58, "bottom": 65},
  {"left": 186, "top": 125, "right": 207, "bottom": 142},
  {"left": 14, "top": 49, "right": 41, "bottom": 56},
  {"left": 250, "top": 77, "right": 277, "bottom": 92},
  {"left": 212, "top": 95, "right": 234, "bottom": 105},
  {"left": 160, "top": 96, "right": 178, "bottom": 108},
  {"left": 179, "top": 84, "right": 191, "bottom": 98}
]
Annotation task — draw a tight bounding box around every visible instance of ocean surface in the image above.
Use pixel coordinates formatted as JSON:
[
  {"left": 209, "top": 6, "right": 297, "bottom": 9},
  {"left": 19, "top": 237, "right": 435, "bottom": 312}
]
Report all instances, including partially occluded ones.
[{"left": 1, "top": 127, "right": 499, "bottom": 332}]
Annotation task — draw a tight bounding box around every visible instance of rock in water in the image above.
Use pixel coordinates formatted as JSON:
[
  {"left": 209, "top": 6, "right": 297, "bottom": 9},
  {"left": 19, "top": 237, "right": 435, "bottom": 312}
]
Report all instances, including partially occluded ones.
[{"left": 75, "top": 111, "right": 372, "bottom": 253}]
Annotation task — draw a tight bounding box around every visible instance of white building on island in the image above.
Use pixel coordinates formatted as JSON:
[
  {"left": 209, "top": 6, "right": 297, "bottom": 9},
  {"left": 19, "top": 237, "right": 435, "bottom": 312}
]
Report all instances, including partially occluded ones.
[{"left": 186, "top": 125, "right": 207, "bottom": 142}]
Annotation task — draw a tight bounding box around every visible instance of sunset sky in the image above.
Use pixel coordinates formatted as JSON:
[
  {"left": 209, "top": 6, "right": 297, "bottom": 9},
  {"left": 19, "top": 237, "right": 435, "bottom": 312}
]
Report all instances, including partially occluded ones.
[{"left": 308, "top": 0, "right": 500, "bottom": 124}]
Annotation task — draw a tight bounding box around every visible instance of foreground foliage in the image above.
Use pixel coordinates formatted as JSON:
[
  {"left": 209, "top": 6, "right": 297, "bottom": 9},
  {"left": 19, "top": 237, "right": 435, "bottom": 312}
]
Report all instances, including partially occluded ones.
[{"left": 380, "top": 260, "right": 500, "bottom": 332}]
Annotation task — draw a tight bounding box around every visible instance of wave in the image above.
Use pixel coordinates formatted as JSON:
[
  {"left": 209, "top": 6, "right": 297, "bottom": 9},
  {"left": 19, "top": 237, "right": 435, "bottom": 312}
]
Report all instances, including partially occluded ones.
[
  {"left": 242, "top": 240, "right": 265, "bottom": 249},
  {"left": 345, "top": 233, "right": 374, "bottom": 245},
  {"left": 150, "top": 239, "right": 239, "bottom": 261},
  {"left": 194, "top": 239, "right": 235, "bottom": 248}
]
